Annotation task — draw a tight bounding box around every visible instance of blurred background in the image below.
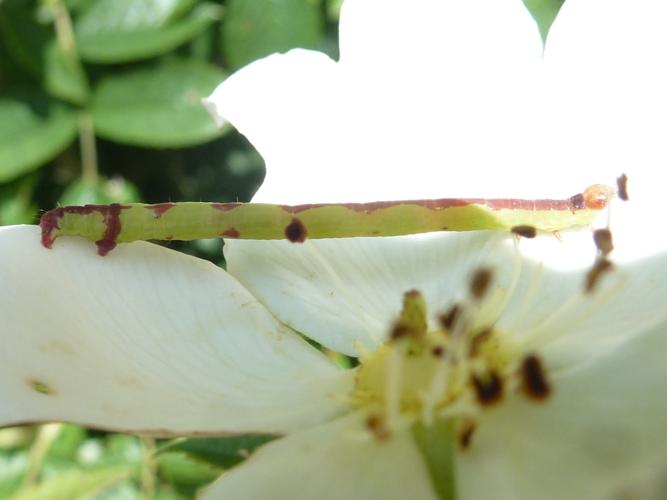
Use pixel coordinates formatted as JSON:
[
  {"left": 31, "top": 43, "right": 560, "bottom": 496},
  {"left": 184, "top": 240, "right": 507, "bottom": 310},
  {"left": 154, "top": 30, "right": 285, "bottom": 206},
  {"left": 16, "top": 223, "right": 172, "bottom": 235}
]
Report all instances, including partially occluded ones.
[{"left": 0, "top": 0, "right": 561, "bottom": 497}]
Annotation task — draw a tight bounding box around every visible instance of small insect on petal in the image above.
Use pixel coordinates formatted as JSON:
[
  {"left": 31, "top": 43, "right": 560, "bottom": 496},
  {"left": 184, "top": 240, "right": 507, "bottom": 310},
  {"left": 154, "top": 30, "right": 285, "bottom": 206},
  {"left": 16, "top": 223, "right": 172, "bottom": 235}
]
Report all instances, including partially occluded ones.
[
  {"left": 593, "top": 228, "right": 614, "bottom": 256},
  {"left": 511, "top": 225, "right": 537, "bottom": 238},
  {"left": 617, "top": 173, "right": 629, "bottom": 201},
  {"left": 458, "top": 419, "right": 477, "bottom": 451}
]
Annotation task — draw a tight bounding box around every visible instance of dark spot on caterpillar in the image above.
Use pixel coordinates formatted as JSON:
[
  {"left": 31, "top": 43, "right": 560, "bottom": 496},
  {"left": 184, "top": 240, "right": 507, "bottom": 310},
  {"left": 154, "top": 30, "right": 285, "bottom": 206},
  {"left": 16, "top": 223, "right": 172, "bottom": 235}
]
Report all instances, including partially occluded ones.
[
  {"left": 568, "top": 193, "right": 586, "bottom": 210},
  {"left": 165, "top": 235, "right": 174, "bottom": 240},
  {"left": 458, "top": 419, "right": 477, "bottom": 450},
  {"left": 617, "top": 173, "right": 629, "bottom": 201},
  {"left": 148, "top": 203, "right": 175, "bottom": 218},
  {"left": 390, "top": 322, "right": 411, "bottom": 341},
  {"left": 285, "top": 218, "right": 307, "bottom": 242},
  {"left": 593, "top": 228, "right": 614, "bottom": 256},
  {"left": 470, "top": 268, "right": 493, "bottom": 300},
  {"left": 519, "top": 354, "right": 551, "bottom": 401},
  {"left": 471, "top": 371, "right": 503, "bottom": 406},
  {"left": 431, "top": 345, "right": 445, "bottom": 358},
  {"left": 511, "top": 225, "right": 537, "bottom": 238},
  {"left": 439, "top": 304, "right": 461, "bottom": 332},
  {"left": 585, "top": 257, "right": 613, "bottom": 293},
  {"left": 222, "top": 228, "right": 240, "bottom": 238}
]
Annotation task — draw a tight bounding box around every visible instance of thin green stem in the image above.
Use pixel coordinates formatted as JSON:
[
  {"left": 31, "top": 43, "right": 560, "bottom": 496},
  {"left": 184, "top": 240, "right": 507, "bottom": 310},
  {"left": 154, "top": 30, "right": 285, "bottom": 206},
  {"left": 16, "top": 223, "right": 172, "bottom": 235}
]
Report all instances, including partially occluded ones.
[
  {"left": 139, "top": 437, "right": 157, "bottom": 500},
  {"left": 78, "top": 111, "right": 99, "bottom": 183},
  {"left": 20, "top": 423, "right": 62, "bottom": 490}
]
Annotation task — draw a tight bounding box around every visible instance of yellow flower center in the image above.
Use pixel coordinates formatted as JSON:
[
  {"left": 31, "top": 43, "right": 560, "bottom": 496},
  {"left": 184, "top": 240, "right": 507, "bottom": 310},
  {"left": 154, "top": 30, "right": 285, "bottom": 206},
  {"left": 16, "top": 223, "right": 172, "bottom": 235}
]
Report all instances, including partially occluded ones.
[{"left": 351, "top": 268, "right": 551, "bottom": 447}]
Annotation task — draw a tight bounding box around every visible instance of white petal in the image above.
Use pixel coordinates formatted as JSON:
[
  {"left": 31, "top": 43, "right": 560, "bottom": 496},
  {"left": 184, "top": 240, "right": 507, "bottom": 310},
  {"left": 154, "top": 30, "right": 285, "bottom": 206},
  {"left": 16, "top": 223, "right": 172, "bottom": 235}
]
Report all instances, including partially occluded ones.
[
  {"left": 539, "top": 0, "right": 667, "bottom": 199},
  {"left": 460, "top": 318, "right": 667, "bottom": 500},
  {"left": 201, "top": 411, "right": 439, "bottom": 500},
  {"left": 225, "top": 231, "right": 513, "bottom": 356},
  {"left": 0, "top": 226, "right": 352, "bottom": 434},
  {"left": 203, "top": 49, "right": 343, "bottom": 200}
]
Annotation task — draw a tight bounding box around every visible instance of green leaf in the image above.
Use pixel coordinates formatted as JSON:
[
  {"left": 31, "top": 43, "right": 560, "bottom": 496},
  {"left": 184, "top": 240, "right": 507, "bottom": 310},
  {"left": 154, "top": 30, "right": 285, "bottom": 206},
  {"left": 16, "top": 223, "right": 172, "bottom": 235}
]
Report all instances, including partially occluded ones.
[
  {"left": 0, "top": 176, "right": 38, "bottom": 225},
  {"left": 155, "top": 451, "right": 221, "bottom": 490},
  {"left": 222, "top": 0, "right": 324, "bottom": 69},
  {"left": 0, "top": 0, "right": 51, "bottom": 79},
  {"left": 11, "top": 466, "right": 133, "bottom": 500},
  {"left": 76, "top": 2, "right": 221, "bottom": 63},
  {"left": 0, "top": 90, "right": 77, "bottom": 183},
  {"left": 91, "top": 59, "right": 225, "bottom": 147},
  {"left": 411, "top": 418, "right": 457, "bottom": 500},
  {"left": 523, "top": 0, "right": 564, "bottom": 41},
  {"left": 44, "top": 40, "right": 90, "bottom": 105},
  {"left": 164, "top": 435, "right": 275, "bottom": 469}
]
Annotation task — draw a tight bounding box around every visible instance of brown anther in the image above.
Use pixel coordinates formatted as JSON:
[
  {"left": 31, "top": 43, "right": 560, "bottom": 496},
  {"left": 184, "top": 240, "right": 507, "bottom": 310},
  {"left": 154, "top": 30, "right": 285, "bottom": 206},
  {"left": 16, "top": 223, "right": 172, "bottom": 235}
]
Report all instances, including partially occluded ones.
[
  {"left": 519, "top": 355, "right": 551, "bottom": 401},
  {"left": 439, "top": 304, "right": 461, "bottom": 332},
  {"left": 511, "top": 225, "right": 537, "bottom": 238},
  {"left": 585, "top": 257, "right": 614, "bottom": 293},
  {"left": 366, "top": 414, "right": 391, "bottom": 441},
  {"left": 469, "top": 328, "right": 493, "bottom": 357},
  {"left": 616, "top": 173, "right": 629, "bottom": 201},
  {"left": 470, "top": 268, "right": 493, "bottom": 300},
  {"left": 593, "top": 228, "right": 614, "bottom": 256},
  {"left": 285, "top": 218, "right": 307, "bottom": 242},
  {"left": 431, "top": 345, "right": 445, "bottom": 358},
  {"left": 390, "top": 322, "right": 411, "bottom": 341},
  {"left": 471, "top": 371, "right": 503, "bottom": 406},
  {"left": 458, "top": 419, "right": 477, "bottom": 450}
]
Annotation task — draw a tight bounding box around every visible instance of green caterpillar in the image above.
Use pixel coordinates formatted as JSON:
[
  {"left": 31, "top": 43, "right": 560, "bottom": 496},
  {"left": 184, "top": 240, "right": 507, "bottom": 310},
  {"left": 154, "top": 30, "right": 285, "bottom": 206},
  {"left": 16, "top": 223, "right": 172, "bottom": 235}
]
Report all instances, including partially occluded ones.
[{"left": 39, "top": 184, "right": 612, "bottom": 256}]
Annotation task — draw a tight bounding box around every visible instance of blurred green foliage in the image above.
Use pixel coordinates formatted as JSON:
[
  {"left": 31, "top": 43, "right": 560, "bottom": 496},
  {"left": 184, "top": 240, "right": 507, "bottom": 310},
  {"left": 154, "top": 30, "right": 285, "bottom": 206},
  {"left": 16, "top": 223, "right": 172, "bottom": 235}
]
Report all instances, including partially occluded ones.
[{"left": 0, "top": 0, "right": 563, "bottom": 498}]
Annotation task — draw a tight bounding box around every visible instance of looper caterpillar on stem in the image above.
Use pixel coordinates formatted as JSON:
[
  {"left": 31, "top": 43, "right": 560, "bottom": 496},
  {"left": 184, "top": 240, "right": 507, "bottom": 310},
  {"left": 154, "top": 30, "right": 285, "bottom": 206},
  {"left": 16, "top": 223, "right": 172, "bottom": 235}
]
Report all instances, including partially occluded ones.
[{"left": 40, "top": 184, "right": 613, "bottom": 256}]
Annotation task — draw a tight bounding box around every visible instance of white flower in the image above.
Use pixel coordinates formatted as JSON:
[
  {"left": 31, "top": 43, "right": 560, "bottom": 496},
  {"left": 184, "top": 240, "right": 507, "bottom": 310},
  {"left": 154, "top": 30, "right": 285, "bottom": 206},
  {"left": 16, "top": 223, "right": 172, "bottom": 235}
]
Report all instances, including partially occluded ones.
[
  {"left": 1, "top": 225, "right": 666, "bottom": 499},
  {"left": 2, "top": 0, "right": 667, "bottom": 499}
]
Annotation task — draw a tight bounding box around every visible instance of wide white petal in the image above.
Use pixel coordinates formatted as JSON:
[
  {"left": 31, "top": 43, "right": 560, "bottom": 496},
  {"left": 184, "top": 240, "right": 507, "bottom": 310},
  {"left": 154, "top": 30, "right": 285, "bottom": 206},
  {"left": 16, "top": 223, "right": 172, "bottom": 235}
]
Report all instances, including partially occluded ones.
[
  {"left": 0, "top": 226, "right": 352, "bottom": 435},
  {"left": 499, "top": 229, "right": 667, "bottom": 370},
  {"left": 225, "top": 231, "right": 514, "bottom": 356},
  {"left": 201, "top": 411, "right": 439, "bottom": 500},
  {"left": 459, "top": 318, "right": 667, "bottom": 500},
  {"left": 205, "top": 0, "right": 551, "bottom": 204},
  {"left": 539, "top": 0, "right": 667, "bottom": 199}
]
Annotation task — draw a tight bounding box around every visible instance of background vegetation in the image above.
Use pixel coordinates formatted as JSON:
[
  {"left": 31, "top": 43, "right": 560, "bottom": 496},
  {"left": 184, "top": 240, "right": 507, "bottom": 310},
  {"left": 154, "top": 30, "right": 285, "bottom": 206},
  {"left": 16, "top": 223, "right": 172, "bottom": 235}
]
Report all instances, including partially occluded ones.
[{"left": 0, "top": 0, "right": 562, "bottom": 497}]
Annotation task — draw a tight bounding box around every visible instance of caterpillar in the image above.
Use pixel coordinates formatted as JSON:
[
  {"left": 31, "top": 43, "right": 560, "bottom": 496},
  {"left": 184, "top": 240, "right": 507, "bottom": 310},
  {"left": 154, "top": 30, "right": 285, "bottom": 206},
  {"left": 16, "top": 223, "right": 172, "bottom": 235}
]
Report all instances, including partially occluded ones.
[{"left": 39, "top": 184, "right": 613, "bottom": 256}]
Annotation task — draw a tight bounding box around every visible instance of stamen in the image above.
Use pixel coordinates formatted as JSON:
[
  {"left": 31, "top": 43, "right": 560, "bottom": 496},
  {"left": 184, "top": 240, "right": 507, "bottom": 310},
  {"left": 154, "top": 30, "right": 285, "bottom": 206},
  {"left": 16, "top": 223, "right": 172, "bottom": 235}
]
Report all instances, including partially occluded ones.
[
  {"left": 616, "top": 173, "right": 629, "bottom": 201},
  {"left": 585, "top": 257, "right": 614, "bottom": 293},
  {"left": 511, "top": 225, "right": 537, "bottom": 239},
  {"left": 471, "top": 371, "right": 503, "bottom": 406},
  {"left": 457, "top": 419, "right": 477, "bottom": 450},
  {"left": 469, "top": 268, "right": 494, "bottom": 301},
  {"left": 519, "top": 354, "right": 551, "bottom": 401},
  {"left": 593, "top": 228, "right": 614, "bottom": 256},
  {"left": 366, "top": 414, "right": 391, "bottom": 441},
  {"left": 439, "top": 304, "right": 461, "bottom": 332}
]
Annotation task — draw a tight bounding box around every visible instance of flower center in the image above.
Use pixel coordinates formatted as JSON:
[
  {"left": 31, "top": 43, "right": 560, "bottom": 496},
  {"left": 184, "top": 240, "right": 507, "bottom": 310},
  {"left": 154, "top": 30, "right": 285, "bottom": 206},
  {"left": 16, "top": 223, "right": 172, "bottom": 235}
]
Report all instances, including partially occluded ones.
[{"left": 352, "top": 268, "right": 551, "bottom": 445}]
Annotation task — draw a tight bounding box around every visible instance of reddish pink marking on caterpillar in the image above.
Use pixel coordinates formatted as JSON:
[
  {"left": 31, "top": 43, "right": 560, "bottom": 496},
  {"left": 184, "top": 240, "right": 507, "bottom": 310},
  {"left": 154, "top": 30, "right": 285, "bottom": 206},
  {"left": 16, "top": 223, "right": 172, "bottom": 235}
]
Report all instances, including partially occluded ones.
[
  {"left": 222, "top": 228, "right": 240, "bottom": 238},
  {"left": 212, "top": 202, "right": 239, "bottom": 212},
  {"left": 40, "top": 204, "right": 127, "bottom": 256},
  {"left": 148, "top": 203, "right": 175, "bottom": 218}
]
